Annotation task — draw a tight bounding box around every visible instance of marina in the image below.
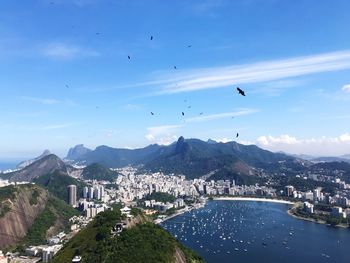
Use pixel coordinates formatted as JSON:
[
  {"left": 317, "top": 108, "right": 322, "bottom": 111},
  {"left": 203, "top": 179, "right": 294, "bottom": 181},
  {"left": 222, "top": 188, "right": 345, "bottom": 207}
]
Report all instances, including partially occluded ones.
[{"left": 161, "top": 200, "right": 350, "bottom": 263}]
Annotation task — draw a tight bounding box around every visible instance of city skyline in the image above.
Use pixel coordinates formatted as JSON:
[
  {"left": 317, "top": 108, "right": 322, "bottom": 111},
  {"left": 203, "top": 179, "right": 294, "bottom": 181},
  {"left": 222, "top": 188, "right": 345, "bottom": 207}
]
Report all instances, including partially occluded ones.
[{"left": 1, "top": 0, "right": 350, "bottom": 158}]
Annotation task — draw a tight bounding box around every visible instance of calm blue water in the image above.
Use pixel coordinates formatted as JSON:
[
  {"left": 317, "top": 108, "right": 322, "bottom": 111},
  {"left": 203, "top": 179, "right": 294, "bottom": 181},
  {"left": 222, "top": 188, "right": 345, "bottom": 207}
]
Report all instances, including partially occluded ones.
[
  {"left": 0, "top": 161, "right": 18, "bottom": 170},
  {"left": 161, "top": 200, "right": 350, "bottom": 263}
]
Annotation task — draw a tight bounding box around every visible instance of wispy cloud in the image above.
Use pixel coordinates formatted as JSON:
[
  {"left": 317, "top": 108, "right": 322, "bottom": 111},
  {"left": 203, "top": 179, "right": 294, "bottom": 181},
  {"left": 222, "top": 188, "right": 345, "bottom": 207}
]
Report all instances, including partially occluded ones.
[
  {"left": 20, "top": 96, "right": 61, "bottom": 105},
  {"left": 342, "top": 84, "right": 350, "bottom": 93},
  {"left": 42, "top": 123, "right": 74, "bottom": 130},
  {"left": 43, "top": 0, "right": 102, "bottom": 7},
  {"left": 185, "top": 108, "right": 259, "bottom": 123},
  {"left": 145, "top": 125, "right": 182, "bottom": 145},
  {"left": 124, "top": 103, "right": 144, "bottom": 111},
  {"left": 41, "top": 42, "right": 99, "bottom": 59},
  {"left": 148, "top": 50, "right": 350, "bottom": 94},
  {"left": 254, "top": 133, "right": 350, "bottom": 156},
  {"left": 20, "top": 96, "right": 75, "bottom": 106}
]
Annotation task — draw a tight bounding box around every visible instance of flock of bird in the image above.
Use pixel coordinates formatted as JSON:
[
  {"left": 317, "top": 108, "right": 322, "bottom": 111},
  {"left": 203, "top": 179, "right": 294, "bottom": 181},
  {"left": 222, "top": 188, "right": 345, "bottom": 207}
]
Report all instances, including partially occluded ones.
[
  {"left": 59, "top": 24, "right": 247, "bottom": 139},
  {"left": 135, "top": 35, "right": 247, "bottom": 139}
]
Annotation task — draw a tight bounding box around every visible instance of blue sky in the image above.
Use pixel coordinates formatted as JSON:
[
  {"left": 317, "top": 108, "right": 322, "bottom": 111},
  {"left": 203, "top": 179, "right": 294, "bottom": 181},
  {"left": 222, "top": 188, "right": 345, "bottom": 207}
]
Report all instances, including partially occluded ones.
[{"left": 1, "top": 0, "right": 350, "bottom": 159}]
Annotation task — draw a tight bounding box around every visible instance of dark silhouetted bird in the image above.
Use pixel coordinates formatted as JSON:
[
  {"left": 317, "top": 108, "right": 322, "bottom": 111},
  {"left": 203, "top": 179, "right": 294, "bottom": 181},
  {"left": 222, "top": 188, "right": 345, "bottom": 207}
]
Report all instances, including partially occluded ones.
[
  {"left": 65, "top": 84, "right": 69, "bottom": 88},
  {"left": 151, "top": 112, "right": 154, "bottom": 115},
  {"left": 128, "top": 55, "right": 131, "bottom": 60},
  {"left": 174, "top": 66, "right": 177, "bottom": 69},
  {"left": 150, "top": 36, "right": 153, "bottom": 40},
  {"left": 236, "top": 133, "right": 239, "bottom": 138},
  {"left": 95, "top": 32, "right": 100, "bottom": 35},
  {"left": 188, "top": 106, "right": 191, "bottom": 109},
  {"left": 199, "top": 112, "right": 203, "bottom": 115},
  {"left": 237, "top": 87, "right": 246, "bottom": 96},
  {"left": 187, "top": 45, "right": 192, "bottom": 48},
  {"left": 182, "top": 112, "right": 185, "bottom": 116}
]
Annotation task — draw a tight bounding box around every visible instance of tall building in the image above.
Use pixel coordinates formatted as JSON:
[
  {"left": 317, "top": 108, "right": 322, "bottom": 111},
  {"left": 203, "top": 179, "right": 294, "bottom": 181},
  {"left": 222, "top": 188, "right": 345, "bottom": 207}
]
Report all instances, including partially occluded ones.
[
  {"left": 67, "top": 185, "right": 77, "bottom": 207},
  {"left": 285, "top": 185, "right": 294, "bottom": 197},
  {"left": 88, "top": 187, "right": 94, "bottom": 200},
  {"left": 83, "top": 186, "right": 89, "bottom": 199},
  {"left": 99, "top": 185, "right": 105, "bottom": 199}
]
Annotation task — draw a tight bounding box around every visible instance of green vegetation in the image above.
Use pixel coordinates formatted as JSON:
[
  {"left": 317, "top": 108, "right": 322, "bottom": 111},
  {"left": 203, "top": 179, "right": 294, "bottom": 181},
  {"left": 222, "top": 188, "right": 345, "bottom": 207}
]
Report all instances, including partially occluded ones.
[
  {"left": 208, "top": 168, "right": 261, "bottom": 185},
  {"left": 82, "top": 163, "right": 119, "bottom": 182},
  {"left": 29, "top": 188, "right": 40, "bottom": 205},
  {"left": 276, "top": 177, "right": 338, "bottom": 194},
  {"left": 53, "top": 205, "right": 204, "bottom": 263},
  {"left": 293, "top": 206, "right": 350, "bottom": 227},
  {"left": 0, "top": 185, "right": 17, "bottom": 202},
  {"left": 0, "top": 185, "right": 17, "bottom": 217},
  {"left": 33, "top": 170, "right": 86, "bottom": 202},
  {"left": 145, "top": 192, "right": 176, "bottom": 203},
  {"left": 19, "top": 196, "right": 78, "bottom": 247}
]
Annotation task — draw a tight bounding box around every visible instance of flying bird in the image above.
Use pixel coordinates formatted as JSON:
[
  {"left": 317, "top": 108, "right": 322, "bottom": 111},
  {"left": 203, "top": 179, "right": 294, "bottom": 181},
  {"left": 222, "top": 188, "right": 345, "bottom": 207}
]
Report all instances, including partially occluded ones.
[
  {"left": 199, "top": 112, "right": 203, "bottom": 115},
  {"left": 128, "top": 55, "right": 131, "bottom": 60},
  {"left": 236, "top": 133, "right": 239, "bottom": 138},
  {"left": 150, "top": 36, "right": 153, "bottom": 40},
  {"left": 151, "top": 112, "right": 154, "bottom": 115},
  {"left": 174, "top": 66, "right": 177, "bottom": 70},
  {"left": 182, "top": 112, "right": 185, "bottom": 116},
  {"left": 187, "top": 106, "right": 191, "bottom": 109},
  {"left": 65, "top": 84, "right": 69, "bottom": 88},
  {"left": 187, "top": 45, "right": 192, "bottom": 48},
  {"left": 236, "top": 87, "right": 246, "bottom": 96}
]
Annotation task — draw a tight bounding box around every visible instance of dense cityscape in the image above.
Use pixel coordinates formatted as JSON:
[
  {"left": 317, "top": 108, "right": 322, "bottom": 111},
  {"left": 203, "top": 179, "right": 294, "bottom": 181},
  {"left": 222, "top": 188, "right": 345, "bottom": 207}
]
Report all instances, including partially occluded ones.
[{"left": 1, "top": 162, "right": 349, "bottom": 262}]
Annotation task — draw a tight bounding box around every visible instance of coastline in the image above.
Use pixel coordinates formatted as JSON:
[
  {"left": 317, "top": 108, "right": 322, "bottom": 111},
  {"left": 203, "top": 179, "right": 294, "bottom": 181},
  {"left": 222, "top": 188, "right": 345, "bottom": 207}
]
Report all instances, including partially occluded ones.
[
  {"left": 287, "top": 203, "right": 349, "bottom": 228},
  {"left": 156, "top": 203, "right": 205, "bottom": 224},
  {"left": 157, "top": 197, "right": 348, "bottom": 229},
  {"left": 213, "top": 196, "right": 294, "bottom": 205}
]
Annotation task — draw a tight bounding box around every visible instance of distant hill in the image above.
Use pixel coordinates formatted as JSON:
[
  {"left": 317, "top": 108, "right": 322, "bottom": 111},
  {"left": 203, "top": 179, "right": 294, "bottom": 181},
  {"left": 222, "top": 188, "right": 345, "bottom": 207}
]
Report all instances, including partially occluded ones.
[
  {"left": 66, "top": 144, "right": 92, "bottom": 160},
  {"left": 0, "top": 184, "right": 77, "bottom": 249},
  {"left": 66, "top": 137, "right": 304, "bottom": 180},
  {"left": 311, "top": 156, "right": 350, "bottom": 163},
  {"left": 81, "top": 163, "right": 119, "bottom": 182},
  {"left": 33, "top": 170, "right": 86, "bottom": 202},
  {"left": 52, "top": 207, "right": 203, "bottom": 263},
  {"left": 16, "top": 150, "right": 51, "bottom": 169},
  {"left": 70, "top": 144, "right": 163, "bottom": 167},
  {"left": 8, "top": 154, "right": 68, "bottom": 182},
  {"left": 341, "top": 154, "right": 350, "bottom": 159}
]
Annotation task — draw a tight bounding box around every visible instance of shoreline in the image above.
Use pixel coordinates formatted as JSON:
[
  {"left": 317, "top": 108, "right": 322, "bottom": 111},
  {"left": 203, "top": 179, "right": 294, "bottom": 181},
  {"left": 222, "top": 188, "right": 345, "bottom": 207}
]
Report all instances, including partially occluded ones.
[
  {"left": 156, "top": 203, "right": 205, "bottom": 224},
  {"left": 157, "top": 197, "right": 348, "bottom": 229},
  {"left": 213, "top": 196, "right": 294, "bottom": 205},
  {"left": 287, "top": 203, "right": 349, "bottom": 228}
]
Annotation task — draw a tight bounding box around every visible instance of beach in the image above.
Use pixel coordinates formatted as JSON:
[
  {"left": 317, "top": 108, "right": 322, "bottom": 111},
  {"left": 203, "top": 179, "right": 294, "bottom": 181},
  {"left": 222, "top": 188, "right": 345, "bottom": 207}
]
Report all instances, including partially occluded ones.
[{"left": 213, "top": 196, "right": 294, "bottom": 205}]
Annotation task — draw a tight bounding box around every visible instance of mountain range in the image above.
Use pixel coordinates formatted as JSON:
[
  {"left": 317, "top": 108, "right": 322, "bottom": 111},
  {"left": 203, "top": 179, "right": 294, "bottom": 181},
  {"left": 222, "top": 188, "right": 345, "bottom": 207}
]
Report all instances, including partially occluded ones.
[
  {"left": 3, "top": 136, "right": 350, "bottom": 185},
  {"left": 63, "top": 136, "right": 307, "bottom": 181}
]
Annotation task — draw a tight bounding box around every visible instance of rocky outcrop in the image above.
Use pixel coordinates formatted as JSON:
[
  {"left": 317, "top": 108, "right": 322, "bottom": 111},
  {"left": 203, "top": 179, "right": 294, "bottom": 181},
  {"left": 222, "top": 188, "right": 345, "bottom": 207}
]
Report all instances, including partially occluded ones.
[
  {"left": 16, "top": 150, "right": 51, "bottom": 169},
  {"left": 9, "top": 154, "right": 67, "bottom": 182},
  {"left": 0, "top": 185, "right": 48, "bottom": 249}
]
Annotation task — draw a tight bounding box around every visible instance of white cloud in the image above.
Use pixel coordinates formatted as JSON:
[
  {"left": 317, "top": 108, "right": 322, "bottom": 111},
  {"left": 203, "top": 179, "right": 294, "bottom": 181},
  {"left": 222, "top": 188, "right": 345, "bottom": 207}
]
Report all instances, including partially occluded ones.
[
  {"left": 42, "top": 123, "right": 74, "bottom": 130},
  {"left": 41, "top": 42, "right": 99, "bottom": 59},
  {"left": 152, "top": 50, "right": 350, "bottom": 94},
  {"left": 124, "top": 103, "right": 143, "bottom": 111},
  {"left": 20, "top": 96, "right": 75, "bottom": 106},
  {"left": 20, "top": 96, "right": 61, "bottom": 105},
  {"left": 185, "top": 108, "right": 259, "bottom": 123},
  {"left": 254, "top": 134, "right": 350, "bottom": 156},
  {"left": 342, "top": 84, "right": 350, "bottom": 93},
  {"left": 145, "top": 125, "right": 182, "bottom": 145}
]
